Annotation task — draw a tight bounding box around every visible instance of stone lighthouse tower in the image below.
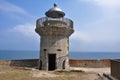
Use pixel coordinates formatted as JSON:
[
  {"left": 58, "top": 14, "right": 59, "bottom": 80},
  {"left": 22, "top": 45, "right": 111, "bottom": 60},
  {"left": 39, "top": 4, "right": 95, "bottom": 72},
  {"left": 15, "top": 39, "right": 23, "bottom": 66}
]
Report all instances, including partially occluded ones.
[{"left": 35, "top": 4, "right": 74, "bottom": 71}]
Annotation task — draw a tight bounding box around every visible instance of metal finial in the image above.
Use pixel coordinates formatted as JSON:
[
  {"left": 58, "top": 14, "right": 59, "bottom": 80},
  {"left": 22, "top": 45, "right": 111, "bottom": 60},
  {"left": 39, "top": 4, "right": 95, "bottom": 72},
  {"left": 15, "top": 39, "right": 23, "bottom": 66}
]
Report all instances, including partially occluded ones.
[{"left": 54, "top": 3, "right": 57, "bottom": 7}]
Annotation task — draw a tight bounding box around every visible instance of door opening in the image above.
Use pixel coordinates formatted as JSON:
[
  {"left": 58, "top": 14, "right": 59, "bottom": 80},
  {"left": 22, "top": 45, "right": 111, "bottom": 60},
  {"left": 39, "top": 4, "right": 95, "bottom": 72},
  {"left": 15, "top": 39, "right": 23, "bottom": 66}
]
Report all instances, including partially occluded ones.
[{"left": 48, "top": 54, "right": 56, "bottom": 70}]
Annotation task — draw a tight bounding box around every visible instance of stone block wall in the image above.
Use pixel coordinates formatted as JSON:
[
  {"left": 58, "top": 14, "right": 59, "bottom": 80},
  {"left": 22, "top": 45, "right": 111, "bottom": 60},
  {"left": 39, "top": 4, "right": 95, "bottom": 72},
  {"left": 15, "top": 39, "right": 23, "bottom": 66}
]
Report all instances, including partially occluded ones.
[
  {"left": 10, "top": 59, "right": 38, "bottom": 68},
  {"left": 69, "top": 59, "right": 110, "bottom": 68},
  {"left": 111, "top": 59, "right": 120, "bottom": 80},
  {"left": 0, "top": 59, "right": 110, "bottom": 68},
  {"left": 0, "top": 60, "right": 11, "bottom": 65},
  {"left": 0, "top": 59, "right": 39, "bottom": 68}
]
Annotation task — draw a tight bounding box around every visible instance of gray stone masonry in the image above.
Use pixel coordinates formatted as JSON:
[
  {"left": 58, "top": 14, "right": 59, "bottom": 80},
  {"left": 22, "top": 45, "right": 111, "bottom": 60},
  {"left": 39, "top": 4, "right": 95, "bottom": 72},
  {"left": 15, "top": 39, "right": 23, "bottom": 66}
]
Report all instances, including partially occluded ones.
[{"left": 35, "top": 4, "right": 74, "bottom": 71}]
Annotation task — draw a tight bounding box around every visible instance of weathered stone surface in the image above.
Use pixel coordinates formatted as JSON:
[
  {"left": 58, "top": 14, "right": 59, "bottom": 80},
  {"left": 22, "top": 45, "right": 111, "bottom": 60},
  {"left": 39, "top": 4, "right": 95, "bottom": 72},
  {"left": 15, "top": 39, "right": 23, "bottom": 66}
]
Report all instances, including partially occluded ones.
[
  {"left": 35, "top": 4, "right": 74, "bottom": 71},
  {"left": 70, "top": 59, "right": 110, "bottom": 68},
  {"left": 36, "top": 18, "right": 74, "bottom": 70},
  {"left": 35, "top": 26, "right": 74, "bottom": 36},
  {"left": 111, "top": 59, "right": 120, "bottom": 80}
]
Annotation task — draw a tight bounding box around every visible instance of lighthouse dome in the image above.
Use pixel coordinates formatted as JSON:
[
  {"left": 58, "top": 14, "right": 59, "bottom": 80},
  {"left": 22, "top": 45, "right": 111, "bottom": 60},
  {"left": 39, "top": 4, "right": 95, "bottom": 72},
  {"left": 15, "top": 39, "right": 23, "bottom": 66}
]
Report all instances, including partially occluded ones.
[{"left": 45, "top": 3, "right": 65, "bottom": 18}]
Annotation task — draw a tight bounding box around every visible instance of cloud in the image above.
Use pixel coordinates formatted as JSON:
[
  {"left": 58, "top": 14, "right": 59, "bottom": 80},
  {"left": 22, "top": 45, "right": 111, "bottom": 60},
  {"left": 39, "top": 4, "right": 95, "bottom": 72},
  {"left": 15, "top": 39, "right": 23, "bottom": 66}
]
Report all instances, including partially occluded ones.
[
  {"left": 71, "top": 30, "right": 92, "bottom": 43},
  {"left": 79, "top": 0, "right": 120, "bottom": 17},
  {"left": 80, "top": 0, "right": 120, "bottom": 7},
  {"left": 11, "top": 23, "right": 38, "bottom": 39},
  {"left": 0, "top": 0, "right": 32, "bottom": 18},
  {"left": 69, "top": 0, "right": 120, "bottom": 51},
  {"left": 0, "top": 23, "right": 39, "bottom": 50},
  {"left": 98, "top": 0, "right": 120, "bottom": 7}
]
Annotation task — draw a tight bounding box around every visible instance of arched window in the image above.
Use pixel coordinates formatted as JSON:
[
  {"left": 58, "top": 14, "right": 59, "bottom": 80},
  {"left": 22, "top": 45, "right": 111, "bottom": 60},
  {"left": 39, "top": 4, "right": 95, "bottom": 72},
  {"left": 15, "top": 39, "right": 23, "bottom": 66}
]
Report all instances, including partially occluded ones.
[
  {"left": 39, "top": 60, "right": 42, "bottom": 70},
  {"left": 62, "top": 60, "right": 66, "bottom": 69}
]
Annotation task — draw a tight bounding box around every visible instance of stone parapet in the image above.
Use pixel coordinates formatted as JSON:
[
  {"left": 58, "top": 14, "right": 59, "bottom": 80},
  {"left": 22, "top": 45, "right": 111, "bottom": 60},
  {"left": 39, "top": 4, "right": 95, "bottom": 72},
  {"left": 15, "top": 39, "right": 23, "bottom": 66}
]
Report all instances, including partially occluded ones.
[
  {"left": 0, "top": 59, "right": 110, "bottom": 68},
  {"left": 36, "top": 17, "right": 73, "bottom": 28},
  {"left": 70, "top": 59, "right": 110, "bottom": 68},
  {"left": 35, "top": 26, "right": 74, "bottom": 36},
  {"left": 111, "top": 59, "right": 120, "bottom": 80}
]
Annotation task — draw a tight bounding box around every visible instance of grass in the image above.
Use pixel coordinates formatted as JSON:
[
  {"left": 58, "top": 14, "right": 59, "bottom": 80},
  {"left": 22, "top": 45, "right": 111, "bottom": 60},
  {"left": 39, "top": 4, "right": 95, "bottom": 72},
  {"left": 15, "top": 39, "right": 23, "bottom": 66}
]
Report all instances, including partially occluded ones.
[
  {"left": 0, "top": 65, "right": 101, "bottom": 80},
  {"left": 0, "top": 65, "right": 36, "bottom": 80},
  {"left": 54, "top": 70, "right": 85, "bottom": 75}
]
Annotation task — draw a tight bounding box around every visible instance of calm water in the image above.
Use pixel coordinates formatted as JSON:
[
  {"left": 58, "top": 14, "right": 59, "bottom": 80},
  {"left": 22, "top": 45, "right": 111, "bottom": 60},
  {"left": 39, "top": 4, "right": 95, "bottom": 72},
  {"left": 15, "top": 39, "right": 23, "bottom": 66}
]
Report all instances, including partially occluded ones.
[{"left": 0, "top": 50, "right": 120, "bottom": 60}]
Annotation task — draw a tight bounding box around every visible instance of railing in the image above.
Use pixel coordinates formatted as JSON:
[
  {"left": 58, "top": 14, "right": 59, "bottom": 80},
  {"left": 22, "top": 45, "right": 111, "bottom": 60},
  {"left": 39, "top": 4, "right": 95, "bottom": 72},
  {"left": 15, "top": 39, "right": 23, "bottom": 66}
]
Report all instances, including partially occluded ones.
[{"left": 36, "top": 17, "right": 73, "bottom": 28}]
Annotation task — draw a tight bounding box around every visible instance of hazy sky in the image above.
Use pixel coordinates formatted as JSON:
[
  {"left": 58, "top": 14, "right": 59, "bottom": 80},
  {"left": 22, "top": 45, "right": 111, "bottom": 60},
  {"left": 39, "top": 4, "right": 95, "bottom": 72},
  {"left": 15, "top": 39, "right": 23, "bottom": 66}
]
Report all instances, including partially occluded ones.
[{"left": 0, "top": 0, "right": 120, "bottom": 52}]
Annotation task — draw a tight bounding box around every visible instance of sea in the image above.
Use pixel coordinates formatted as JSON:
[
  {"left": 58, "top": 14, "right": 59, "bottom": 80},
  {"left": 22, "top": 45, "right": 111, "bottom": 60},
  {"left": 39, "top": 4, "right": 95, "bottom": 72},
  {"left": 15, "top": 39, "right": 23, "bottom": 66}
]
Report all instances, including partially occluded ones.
[{"left": 0, "top": 50, "right": 120, "bottom": 60}]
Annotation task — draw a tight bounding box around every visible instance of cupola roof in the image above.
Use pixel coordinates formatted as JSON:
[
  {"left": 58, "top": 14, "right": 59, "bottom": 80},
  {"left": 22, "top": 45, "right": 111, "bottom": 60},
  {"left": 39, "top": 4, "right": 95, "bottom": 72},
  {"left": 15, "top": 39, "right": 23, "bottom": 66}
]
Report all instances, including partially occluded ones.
[{"left": 45, "top": 3, "right": 65, "bottom": 18}]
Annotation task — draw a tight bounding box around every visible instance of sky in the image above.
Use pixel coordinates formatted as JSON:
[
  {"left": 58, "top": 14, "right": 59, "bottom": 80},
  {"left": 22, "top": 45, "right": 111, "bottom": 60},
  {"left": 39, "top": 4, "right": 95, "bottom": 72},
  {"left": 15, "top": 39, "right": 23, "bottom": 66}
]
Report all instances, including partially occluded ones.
[{"left": 0, "top": 0, "right": 120, "bottom": 52}]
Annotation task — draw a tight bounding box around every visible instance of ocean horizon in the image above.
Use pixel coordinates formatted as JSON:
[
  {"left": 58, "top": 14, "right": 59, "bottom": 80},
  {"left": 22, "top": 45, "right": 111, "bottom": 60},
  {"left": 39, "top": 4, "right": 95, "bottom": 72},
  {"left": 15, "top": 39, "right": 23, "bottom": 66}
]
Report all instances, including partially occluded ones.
[{"left": 0, "top": 50, "right": 120, "bottom": 60}]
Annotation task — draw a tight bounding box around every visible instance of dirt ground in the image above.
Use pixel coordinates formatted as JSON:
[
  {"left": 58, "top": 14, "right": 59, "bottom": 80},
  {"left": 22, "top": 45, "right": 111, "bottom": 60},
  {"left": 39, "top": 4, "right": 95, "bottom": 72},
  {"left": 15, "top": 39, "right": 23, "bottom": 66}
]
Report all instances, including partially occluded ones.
[
  {"left": 31, "top": 70, "right": 101, "bottom": 80},
  {"left": 0, "top": 65, "right": 109, "bottom": 80},
  {"left": 70, "top": 67, "right": 110, "bottom": 76}
]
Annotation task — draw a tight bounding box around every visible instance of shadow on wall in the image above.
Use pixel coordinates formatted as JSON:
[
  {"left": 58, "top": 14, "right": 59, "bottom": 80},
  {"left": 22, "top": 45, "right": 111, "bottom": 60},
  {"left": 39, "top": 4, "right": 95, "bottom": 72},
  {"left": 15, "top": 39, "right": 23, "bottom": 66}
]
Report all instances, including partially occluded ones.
[{"left": 10, "top": 59, "right": 39, "bottom": 68}]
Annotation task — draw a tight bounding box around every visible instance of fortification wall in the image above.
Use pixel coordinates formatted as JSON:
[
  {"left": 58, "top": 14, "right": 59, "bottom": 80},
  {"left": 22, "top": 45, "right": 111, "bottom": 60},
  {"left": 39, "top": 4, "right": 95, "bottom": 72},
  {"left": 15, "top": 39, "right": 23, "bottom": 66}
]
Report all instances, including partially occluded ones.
[
  {"left": 111, "top": 59, "right": 120, "bottom": 80},
  {"left": 0, "top": 59, "right": 38, "bottom": 68},
  {"left": 0, "top": 59, "right": 110, "bottom": 68},
  {"left": 0, "top": 60, "right": 11, "bottom": 65},
  {"left": 69, "top": 59, "right": 110, "bottom": 68}
]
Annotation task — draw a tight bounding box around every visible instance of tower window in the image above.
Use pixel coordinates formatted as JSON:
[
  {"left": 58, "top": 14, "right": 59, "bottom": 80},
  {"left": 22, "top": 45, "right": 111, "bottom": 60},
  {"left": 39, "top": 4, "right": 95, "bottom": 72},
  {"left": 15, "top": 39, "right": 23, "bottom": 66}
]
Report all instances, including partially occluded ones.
[
  {"left": 57, "top": 49, "right": 62, "bottom": 51},
  {"left": 43, "top": 49, "right": 47, "bottom": 51}
]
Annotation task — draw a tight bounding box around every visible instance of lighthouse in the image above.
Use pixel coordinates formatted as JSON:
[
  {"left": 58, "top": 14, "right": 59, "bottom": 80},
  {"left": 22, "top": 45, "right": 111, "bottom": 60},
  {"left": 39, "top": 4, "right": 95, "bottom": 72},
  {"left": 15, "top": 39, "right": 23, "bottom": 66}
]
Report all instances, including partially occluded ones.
[{"left": 35, "top": 4, "right": 74, "bottom": 71}]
